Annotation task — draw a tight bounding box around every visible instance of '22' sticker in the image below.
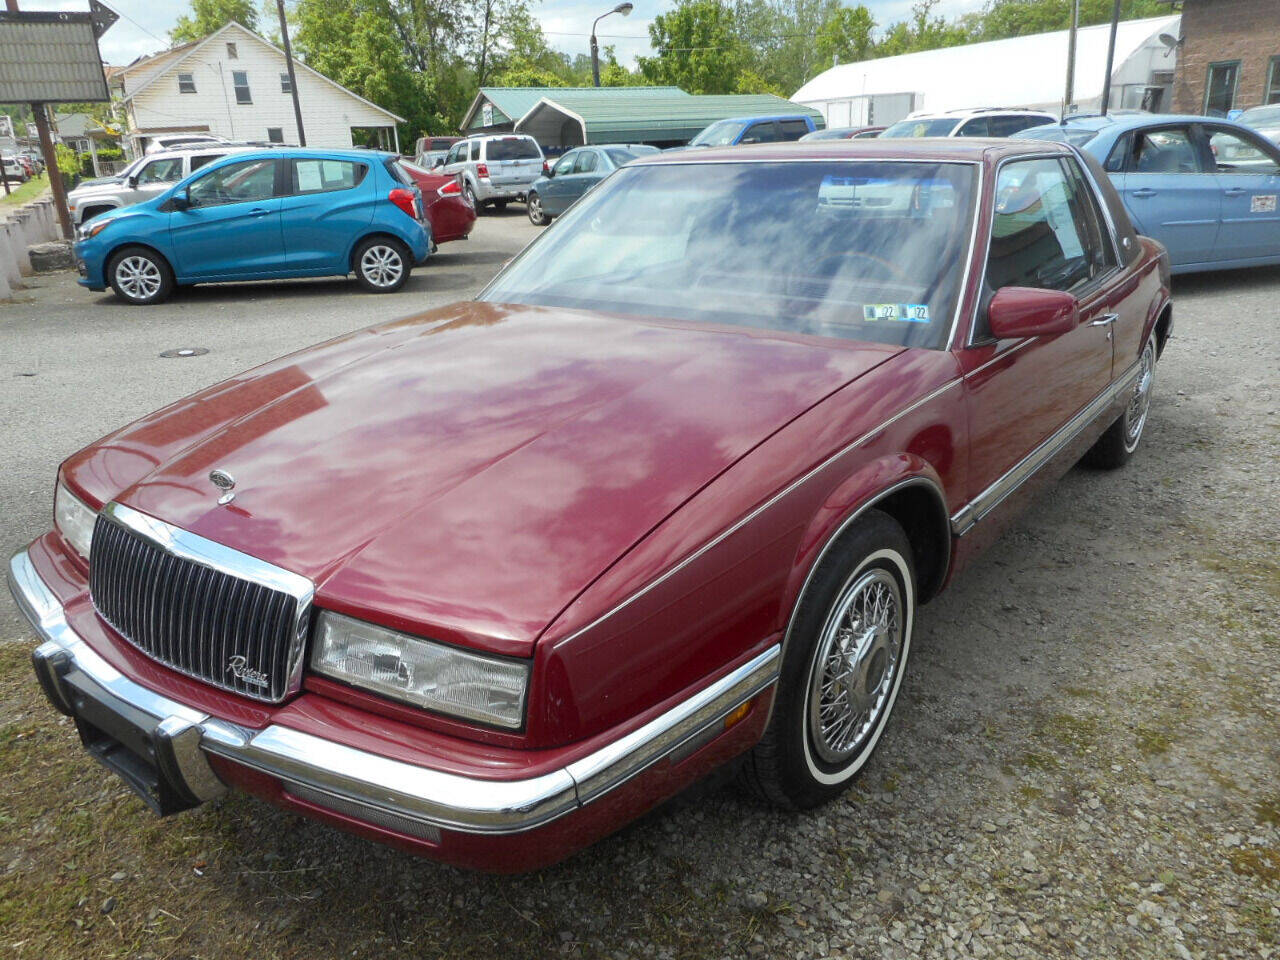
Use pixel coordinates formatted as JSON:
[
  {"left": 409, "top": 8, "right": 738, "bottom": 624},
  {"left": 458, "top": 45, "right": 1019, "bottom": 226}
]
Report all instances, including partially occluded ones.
[{"left": 863, "top": 303, "right": 931, "bottom": 323}]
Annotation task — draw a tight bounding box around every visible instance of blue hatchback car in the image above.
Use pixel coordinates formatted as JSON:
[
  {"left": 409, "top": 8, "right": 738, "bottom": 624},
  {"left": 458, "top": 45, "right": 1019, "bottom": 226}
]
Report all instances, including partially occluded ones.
[
  {"left": 1017, "top": 114, "right": 1280, "bottom": 274},
  {"left": 75, "top": 148, "right": 431, "bottom": 304}
]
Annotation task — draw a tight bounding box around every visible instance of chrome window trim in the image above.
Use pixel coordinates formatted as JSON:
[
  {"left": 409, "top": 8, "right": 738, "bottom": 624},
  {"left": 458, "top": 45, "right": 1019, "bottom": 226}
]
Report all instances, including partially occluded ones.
[
  {"left": 8, "top": 547, "right": 780, "bottom": 836},
  {"left": 950, "top": 358, "right": 1141, "bottom": 537},
  {"left": 96, "top": 502, "right": 315, "bottom": 699}
]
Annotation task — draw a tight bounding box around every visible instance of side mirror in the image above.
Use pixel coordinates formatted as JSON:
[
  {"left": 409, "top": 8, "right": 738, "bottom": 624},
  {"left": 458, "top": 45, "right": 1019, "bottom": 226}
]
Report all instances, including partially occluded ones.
[
  {"left": 127, "top": 175, "right": 139, "bottom": 188},
  {"left": 986, "top": 287, "right": 1078, "bottom": 339},
  {"left": 170, "top": 190, "right": 191, "bottom": 211}
]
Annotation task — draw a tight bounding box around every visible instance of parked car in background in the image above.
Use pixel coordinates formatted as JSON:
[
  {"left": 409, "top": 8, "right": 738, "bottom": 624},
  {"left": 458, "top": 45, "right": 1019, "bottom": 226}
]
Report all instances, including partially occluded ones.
[
  {"left": 21, "top": 150, "right": 44, "bottom": 174},
  {"left": 66, "top": 147, "right": 253, "bottom": 225},
  {"left": 525, "top": 144, "right": 660, "bottom": 225},
  {"left": 15, "top": 138, "right": 1170, "bottom": 872},
  {"left": 16, "top": 155, "right": 36, "bottom": 178},
  {"left": 414, "top": 135, "right": 461, "bottom": 170},
  {"left": 143, "top": 133, "right": 228, "bottom": 154},
  {"left": 881, "top": 108, "right": 1056, "bottom": 139},
  {"left": 2, "top": 156, "right": 29, "bottom": 183},
  {"left": 683, "top": 114, "right": 820, "bottom": 149},
  {"left": 1016, "top": 114, "right": 1280, "bottom": 274},
  {"left": 397, "top": 160, "right": 477, "bottom": 243},
  {"left": 439, "top": 134, "right": 544, "bottom": 213},
  {"left": 800, "top": 125, "right": 886, "bottom": 141},
  {"left": 73, "top": 149, "right": 430, "bottom": 304},
  {"left": 1237, "top": 103, "right": 1280, "bottom": 146}
]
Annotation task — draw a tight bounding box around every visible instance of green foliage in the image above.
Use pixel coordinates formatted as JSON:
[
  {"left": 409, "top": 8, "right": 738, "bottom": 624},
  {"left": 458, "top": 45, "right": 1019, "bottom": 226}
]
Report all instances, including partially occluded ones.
[
  {"left": 875, "top": 0, "right": 971, "bottom": 58},
  {"left": 814, "top": 4, "right": 875, "bottom": 70},
  {"left": 973, "top": 0, "right": 1169, "bottom": 42},
  {"left": 639, "top": 0, "right": 751, "bottom": 94},
  {"left": 77, "top": 148, "right": 124, "bottom": 178},
  {"left": 169, "top": 0, "right": 260, "bottom": 44},
  {"left": 53, "top": 143, "right": 79, "bottom": 190}
]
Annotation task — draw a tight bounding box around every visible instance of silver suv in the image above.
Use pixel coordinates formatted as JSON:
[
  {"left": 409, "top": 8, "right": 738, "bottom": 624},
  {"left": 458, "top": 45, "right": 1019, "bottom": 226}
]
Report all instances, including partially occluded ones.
[
  {"left": 66, "top": 146, "right": 251, "bottom": 225},
  {"left": 439, "top": 134, "right": 544, "bottom": 212}
]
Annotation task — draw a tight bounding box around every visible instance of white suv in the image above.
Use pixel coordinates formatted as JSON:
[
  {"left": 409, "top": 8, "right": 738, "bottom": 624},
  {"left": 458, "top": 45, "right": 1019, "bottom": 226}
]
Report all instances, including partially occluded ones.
[
  {"left": 881, "top": 108, "right": 1057, "bottom": 140},
  {"left": 439, "top": 134, "right": 545, "bottom": 212},
  {"left": 67, "top": 146, "right": 251, "bottom": 225}
]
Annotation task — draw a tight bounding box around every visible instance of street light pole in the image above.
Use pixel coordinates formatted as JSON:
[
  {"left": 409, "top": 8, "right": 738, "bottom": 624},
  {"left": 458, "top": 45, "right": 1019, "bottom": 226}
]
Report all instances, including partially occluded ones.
[{"left": 591, "top": 2, "right": 633, "bottom": 88}]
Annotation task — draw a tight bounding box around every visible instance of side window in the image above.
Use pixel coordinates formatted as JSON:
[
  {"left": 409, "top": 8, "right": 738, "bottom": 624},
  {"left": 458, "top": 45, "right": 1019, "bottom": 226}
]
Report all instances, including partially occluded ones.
[
  {"left": 188, "top": 158, "right": 279, "bottom": 207},
  {"left": 778, "top": 119, "right": 810, "bottom": 141},
  {"left": 1060, "top": 157, "right": 1115, "bottom": 275},
  {"left": 189, "top": 153, "right": 225, "bottom": 172},
  {"left": 293, "top": 159, "right": 366, "bottom": 194},
  {"left": 553, "top": 152, "right": 577, "bottom": 176},
  {"left": 137, "top": 158, "right": 184, "bottom": 184},
  {"left": 1205, "top": 127, "right": 1280, "bottom": 174},
  {"left": 445, "top": 143, "right": 463, "bottom": 165},
  {"left": 1104, "top": 133, "right": 1131, "bottom": 173},
  {"left": 574, "top": 151, "right": 598, "bottom": 174},
  {"left": 956, "top": 117, "right": 990, "bottom": 137},
  {"left": 177, "top": 72, "right": 196, "bottom": 94},
  {"left": 232, "top": 70, "right": 252, "bottom": 104},
  {"left": 740, "top": 122, "right": 779, "bottom": 144},
  {"left": 984, "top": 157, "right": 1102, "bottom": 298},
  {"left": 1131, "top": 127, "right": 1203, "bottom": 174},
  {"left": 989, "top": 115, "right": 1039, "bottom": 137}
]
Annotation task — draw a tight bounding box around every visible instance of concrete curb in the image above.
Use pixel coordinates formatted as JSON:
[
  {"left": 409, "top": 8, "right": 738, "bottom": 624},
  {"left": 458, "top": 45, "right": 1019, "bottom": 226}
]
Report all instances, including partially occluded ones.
[{"left": 1, "top": 188, "right": 64, "bottom": 284}]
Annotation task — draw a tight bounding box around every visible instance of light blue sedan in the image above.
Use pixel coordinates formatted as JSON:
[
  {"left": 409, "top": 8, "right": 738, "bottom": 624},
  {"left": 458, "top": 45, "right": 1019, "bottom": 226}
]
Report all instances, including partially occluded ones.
[
  {"left": 525, "top": 144, "right": 659, "bottom": 226},
  {"left": 1017, "top": 114, "right": 1280, "bottom": 274}
]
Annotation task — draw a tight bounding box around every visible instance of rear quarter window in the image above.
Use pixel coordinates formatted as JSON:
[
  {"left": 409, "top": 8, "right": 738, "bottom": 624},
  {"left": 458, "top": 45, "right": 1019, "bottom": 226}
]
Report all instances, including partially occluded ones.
[{"left": 486, "top": 138, "right": 542, "bottom": 161}]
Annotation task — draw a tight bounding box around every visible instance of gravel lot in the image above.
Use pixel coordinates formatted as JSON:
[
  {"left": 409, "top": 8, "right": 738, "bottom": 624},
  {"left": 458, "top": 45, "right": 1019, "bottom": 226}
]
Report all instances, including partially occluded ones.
[{"left": 1, "top": 213, "right": 1277, "bottom": 960}]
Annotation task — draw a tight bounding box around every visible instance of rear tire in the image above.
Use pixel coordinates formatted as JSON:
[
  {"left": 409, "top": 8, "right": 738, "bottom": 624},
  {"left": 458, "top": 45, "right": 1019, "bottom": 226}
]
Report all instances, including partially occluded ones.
[
  {"left": 106, "top": 246, "right": 174, "bottom": 305},
  {"left": 352, "top": 237, "right": 410, "bottom": 293},
  {"left": 492, "top": 200, "right": 509, "bottom": 211},
  {"left": 740, "top": 509, "right": 915, "bottom": 809},
  {"left": 463, "top": 181, "right": 479, "bottom": 212},
  {"left": 527, "top": 191, "right": 550, "bottom": 226},
  {"left": 1083, "top": 331, "right": 1156, "bottom": 469}
]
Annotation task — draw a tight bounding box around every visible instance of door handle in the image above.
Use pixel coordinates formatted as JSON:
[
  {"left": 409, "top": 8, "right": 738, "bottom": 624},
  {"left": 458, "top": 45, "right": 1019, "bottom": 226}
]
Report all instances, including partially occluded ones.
[
  {"left": 1223, "top": 187, "right": 1247, "bottom": 197},
  {"left": 1130, "top": 188, "right": 1157, "bottom": 198},
  {"left": 1090, "top": 313, "right": 1118, "bottom": 327},
  {"left": 248, "top": 207, "right": 271, "bottom": 217}
]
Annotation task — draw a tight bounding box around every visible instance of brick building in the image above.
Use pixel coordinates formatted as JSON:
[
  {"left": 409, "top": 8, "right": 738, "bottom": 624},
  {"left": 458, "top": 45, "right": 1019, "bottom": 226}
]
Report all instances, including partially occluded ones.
[{"left": 1163, "top": 0, "right": 1280, "bottom": 114}]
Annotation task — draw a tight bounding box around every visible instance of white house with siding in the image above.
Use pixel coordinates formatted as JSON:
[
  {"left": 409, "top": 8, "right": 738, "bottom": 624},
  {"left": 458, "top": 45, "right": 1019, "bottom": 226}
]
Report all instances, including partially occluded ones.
[{"left": 110, "top": 22, "right": 403, "bottom": 157}]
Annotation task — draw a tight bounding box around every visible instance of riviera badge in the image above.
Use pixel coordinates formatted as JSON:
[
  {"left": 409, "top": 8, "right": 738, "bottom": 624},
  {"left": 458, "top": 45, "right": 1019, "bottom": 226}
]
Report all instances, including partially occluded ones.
[
  {"left": 209, "top": 468, "right": 236, "bottom": 505},
  {"left": 226, "top": 655, "right": 270, "bottom": 689}
]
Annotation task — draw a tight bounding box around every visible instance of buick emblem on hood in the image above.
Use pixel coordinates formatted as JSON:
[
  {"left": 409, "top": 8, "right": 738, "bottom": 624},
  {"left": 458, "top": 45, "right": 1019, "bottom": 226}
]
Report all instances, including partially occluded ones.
[
  {"left": 209, "top": 468, "right": 236, "bottom": 505},
  {"left": 226, "top": 655, "right": 270, "bottom": 689}
]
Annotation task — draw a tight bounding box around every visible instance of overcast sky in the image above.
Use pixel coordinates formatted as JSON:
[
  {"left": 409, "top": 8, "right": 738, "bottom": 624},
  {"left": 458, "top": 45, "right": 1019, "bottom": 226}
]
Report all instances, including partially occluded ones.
[{"left": 20, "top": 0, "right": 987, "bottom": 73}]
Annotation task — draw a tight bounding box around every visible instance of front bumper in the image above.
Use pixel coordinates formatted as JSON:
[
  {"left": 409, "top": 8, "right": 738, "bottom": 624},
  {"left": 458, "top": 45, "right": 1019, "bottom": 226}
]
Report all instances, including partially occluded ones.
[{"left": 9, "top": 546, "right": 778, "bottom": 864}]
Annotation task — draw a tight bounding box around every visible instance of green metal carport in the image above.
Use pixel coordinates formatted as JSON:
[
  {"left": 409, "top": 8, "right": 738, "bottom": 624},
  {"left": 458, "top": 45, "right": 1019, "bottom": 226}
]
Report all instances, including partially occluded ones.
[{"left": 460, "top": 86, "right": 687, "bottom": 135}]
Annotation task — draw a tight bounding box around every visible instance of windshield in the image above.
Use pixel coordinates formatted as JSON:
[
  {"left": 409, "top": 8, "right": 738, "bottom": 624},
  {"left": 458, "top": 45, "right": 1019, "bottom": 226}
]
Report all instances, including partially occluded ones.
[
  {"left": 690, "top": 120, "right": 746, "bottom": 147},
  {"left": 1017, "top": 125, "right": 1099, "bottom": 147},
  {"left": 881, "top": 118, "right": 962, "bottom": 138},
  {"left": 482, "top": 160, "right": 977, "bottom": 350},
  {"left": 486, "top": 138, "right": 541, "bottom": 161},
  {"left": 1240, "top": 105, "right": 1280, "bottom": 126}
]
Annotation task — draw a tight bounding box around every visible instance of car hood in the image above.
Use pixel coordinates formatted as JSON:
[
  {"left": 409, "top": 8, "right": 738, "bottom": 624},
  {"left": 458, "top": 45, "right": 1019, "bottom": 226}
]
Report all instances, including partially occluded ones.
[{"left": 75, "top": 303, "right": 901, "bottom": 656}]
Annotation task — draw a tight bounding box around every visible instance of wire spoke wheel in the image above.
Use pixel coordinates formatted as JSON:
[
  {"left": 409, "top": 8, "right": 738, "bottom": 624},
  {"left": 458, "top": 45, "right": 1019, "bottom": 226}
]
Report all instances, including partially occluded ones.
[
  {"left": 116, "top": 256, "right": 162, "bottom": 301},
  {"left": 806, "top": 568, "right": 904, "bottom": 765},
  {"left": 1124, "top": 338, "right": 1155, "bottom": 451},
  {"left": 359, "top": 245, "right": 404, "bottom": 289}
]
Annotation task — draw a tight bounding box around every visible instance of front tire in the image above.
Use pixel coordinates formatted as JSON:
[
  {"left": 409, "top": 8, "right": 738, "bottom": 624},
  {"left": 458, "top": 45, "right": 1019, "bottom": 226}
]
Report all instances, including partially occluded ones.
[
  {"left": 527, "top": 191, "right": 550, "bottom": 226},
  {"left": 1083, "top": 331, "right": 1156, "bottom": 469},
  {"left": 353, "top": 237, "right": 410, "bottom": 293},
  {"left": 107, "top": 246, "right": 174, "bottom": 305},
  {"left": 741, "top": 510, "right": 915, "bottom": 809}
]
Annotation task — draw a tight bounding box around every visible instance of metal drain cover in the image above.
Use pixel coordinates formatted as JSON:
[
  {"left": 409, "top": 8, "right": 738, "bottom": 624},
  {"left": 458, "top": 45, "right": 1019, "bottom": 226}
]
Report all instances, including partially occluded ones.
[{"left": 159, "top": 347, "right": 209, "bottom": 359}]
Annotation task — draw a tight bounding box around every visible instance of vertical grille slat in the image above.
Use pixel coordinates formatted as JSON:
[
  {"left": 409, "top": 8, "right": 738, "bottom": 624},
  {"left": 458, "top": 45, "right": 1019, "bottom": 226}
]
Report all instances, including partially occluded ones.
[{"left": 87, "top": 512, "right": 306, "bottom": 703}]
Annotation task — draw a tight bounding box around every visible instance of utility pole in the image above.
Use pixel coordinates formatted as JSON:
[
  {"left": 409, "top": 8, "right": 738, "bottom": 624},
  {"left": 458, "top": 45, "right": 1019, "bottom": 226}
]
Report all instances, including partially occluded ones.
[
  {"left": 1062, "top": 0, "right": 1079, "bottom": 118},
  {"left": 5, "top": 0, "right": 72, "bottom": 238},
  {"left": 1099, "top": 0, "right": 1123, "bottom": 116},
  {"left": 275, "top": 0, "right": 306, "bottom": 146}
]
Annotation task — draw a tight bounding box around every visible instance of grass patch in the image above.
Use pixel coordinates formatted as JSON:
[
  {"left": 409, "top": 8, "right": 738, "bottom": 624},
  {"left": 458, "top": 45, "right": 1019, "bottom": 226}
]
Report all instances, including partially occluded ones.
[
  {"left": 1036, "top": 713, "right": 1103, "bottom": 757},
  {"left": 0, "top": 173, "right": 49, "bottom": 207},
  {"left": 1228, "top": 847, "right": 1280, "bottom": 886},
  {"left": 1257, "top": 796, "right": 1280, "bottom": 828},
  {"left": 1134, "top": 724, "right": 1173, "bottom": 757}
]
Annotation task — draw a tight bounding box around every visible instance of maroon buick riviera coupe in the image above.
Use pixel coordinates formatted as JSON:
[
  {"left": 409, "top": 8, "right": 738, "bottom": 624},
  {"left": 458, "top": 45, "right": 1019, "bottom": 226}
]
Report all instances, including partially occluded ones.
[{"left": 11, "top": 140, "right": 1170, "bottom": 872}]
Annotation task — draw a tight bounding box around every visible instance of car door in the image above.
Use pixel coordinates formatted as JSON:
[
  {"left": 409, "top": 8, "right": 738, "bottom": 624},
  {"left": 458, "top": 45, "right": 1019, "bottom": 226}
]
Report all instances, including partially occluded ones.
[
  {"left": 777, "top": 118, "right": 812, "bottom": 142},
  {"left": 1200, "top": 124, "right": 1280, "bottom": 262},
  {"left": 441, "top": 141, "right": 467, "bottom": 177},
  {"left": 277, "top": 157, "right": 376, "bottom": 272},
  {"left": 541, "top": 151, "right": 580, "bottom": 215},
  {"left": 960, "top": 155, "right": 1118, "bottom": 520},
  {"left": 168, "top": 157, "right": 286, "bottom": 279},
  {"left": 566, "top": 149, "right": 604, "bottom": 202},
  {"left": 738, "top": 121, "right": 780, "bottom": 145},
  {"left": 1112, "top": 124, "right": 1219, "bottom": 267}
]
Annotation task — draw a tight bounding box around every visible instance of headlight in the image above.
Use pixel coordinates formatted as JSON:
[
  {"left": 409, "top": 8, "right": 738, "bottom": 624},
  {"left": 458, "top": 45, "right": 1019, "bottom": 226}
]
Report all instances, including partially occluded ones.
[
  {"left": 78, "top": 218, "right": 112, "bottom": 240},
  {"left": 54, "top": 483, "right": 97, "bottom": 559},
  {"left": 311, "top": 611, "right": 529, "bottom": 729}
]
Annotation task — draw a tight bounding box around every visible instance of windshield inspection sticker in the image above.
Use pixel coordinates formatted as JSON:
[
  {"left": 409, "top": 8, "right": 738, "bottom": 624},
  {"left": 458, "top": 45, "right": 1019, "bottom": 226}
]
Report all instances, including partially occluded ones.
[
  {"left": 1251, "top": 194, "right": 1277, "bottom": 213},
  {"left": 862, "top": 304, "right": 931, "bottom": 323}
]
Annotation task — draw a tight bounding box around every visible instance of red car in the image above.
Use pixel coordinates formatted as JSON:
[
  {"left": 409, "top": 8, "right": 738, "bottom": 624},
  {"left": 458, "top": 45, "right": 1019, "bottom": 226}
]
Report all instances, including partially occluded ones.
[
  {"left": 11, "top": 140, "right": 1170, "bottom": 873},
  {"left": 398, "top": 160, "right": 475, "bottom": 244}
]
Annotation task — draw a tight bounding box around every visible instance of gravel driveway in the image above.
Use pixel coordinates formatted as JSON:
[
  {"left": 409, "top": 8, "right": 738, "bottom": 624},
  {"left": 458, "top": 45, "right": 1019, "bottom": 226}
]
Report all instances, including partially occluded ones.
[{"left": 0, "top": 218, "right": 1276, "bottom": 960}]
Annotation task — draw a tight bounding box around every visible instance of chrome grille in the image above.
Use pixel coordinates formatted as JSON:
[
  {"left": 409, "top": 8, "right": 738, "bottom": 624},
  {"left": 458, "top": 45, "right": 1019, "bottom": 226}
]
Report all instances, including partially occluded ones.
[{"left": 88, "top": 503, "right": 313, "bottom": 703}]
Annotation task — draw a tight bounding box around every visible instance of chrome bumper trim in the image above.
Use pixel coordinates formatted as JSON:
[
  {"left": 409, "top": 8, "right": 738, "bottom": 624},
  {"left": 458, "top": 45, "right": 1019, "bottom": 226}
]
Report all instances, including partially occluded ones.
[{"left": 8, "top": 547, "right": 780, "bottom": 836}]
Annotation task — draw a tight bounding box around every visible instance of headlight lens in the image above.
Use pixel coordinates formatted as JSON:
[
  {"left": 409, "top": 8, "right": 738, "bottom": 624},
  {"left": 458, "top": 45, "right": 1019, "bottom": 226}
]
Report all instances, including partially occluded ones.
[
  {"left": 311, "top": 611, "right": 529, "bottom": 729},
  {"left": 79, "top": 218, "right": 112, "bottom": 240},
  {"left": 54, "top": 483, "right": 97, "bottom": 559}
]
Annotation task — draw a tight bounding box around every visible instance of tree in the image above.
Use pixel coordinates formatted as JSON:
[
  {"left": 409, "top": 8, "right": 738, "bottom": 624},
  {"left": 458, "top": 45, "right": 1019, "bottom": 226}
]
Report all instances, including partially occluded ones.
[
  {"left": 875, "top": 0, "right": 971, "bottom": 57},
  {"left": 815, "top": 4, "right": 875, "bottom": 69},
  {"left": 974, "top": 0, "right": 1168, "bottom": 42},
  {"left": 169, "top": 0, "right": 259, "bottom": 43},
  {"left": 639, "top": 0, "right": 751, "bottom": 94}
]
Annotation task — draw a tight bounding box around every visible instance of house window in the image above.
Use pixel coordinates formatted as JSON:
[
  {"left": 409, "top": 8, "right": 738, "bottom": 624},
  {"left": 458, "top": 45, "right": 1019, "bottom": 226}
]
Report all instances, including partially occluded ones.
[
  {"left": 226, "top": 42, "right": 238, "bottom": 59},
  {"left": 1204, "top": 61, "right": 1240, "bottom": 117},
  {"left": 267, "top": 127, "right": 284, "bottom": 143},
  {"left": 232, "top": 70, "right": 251, "bottom": 104},
  {"left": 1268, "top": 56, "right": 1280, "bottom": 105},
  {"left": 280, "top": 73, "right": 292, "bottom": 93},
  {"left": 178, "top": 72, "right": 196, "bottom": 94}
]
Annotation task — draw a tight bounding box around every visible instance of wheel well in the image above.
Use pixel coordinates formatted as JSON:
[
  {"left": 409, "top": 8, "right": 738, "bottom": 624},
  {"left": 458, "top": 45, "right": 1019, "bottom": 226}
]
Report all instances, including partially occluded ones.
[
  {"left": 80, "top": 204, "right": 117, "bottom": 222},
  {"left": 103, "top": 242, "right": 172, "bottom": 279},
  {"left": 349, "top": 232, "right": 409, "bottom": 271},
  {"left": 1154, "top": 303, "right": 1172, "bottom": 359},
  {"left": 871, "top": 483, "right": 951, "bottom": 603}
]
